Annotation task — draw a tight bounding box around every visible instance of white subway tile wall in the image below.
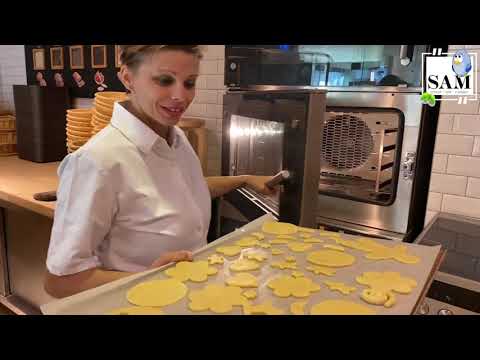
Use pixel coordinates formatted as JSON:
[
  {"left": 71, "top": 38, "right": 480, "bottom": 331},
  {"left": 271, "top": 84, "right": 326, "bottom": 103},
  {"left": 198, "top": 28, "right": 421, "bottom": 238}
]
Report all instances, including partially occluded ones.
[
  {"left": 428, "top": 44, "right": 480, "bottom": 222},
  {"left": 0, "top": 45, "right": 27, "bottom": 113}
]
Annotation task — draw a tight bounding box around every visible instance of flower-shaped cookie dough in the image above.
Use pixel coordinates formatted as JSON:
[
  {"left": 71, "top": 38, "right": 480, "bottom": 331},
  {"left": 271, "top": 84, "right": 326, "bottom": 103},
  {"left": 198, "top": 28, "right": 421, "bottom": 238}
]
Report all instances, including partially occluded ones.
[
  {"left": 235, "top": 236, "right": 260, "bottom": 248},
  {"left": 356, "top": 271, "right": 417, "bottom": 294},
  {"left": 363, "top": 244, "right": 420, "bottom": 264},
  {"left": 243, "top": 301, "right": 284, "bottom": 315},
  {"left": 287, "top": 242, "right": 312, "bottom": 253},
  {"left": 271, "top": 261, "right": 297, "bottom": 270},
  {"left": 188, "top": 284, "right": 247, "bottom": 313},
  {"left": 268, "top": 275, "right": 320, "bottom": 298},
  {"left": 245, "top": 252, "right": 268, "bottom": 262},
  {"left": 216, "top": 245, "right": 242, "bottom": 257},
  {"left": 165, "top": 261, "right": 218, "bottom": 282},
  {"left": 225, "top": 273, "right": 258, "bottom": 288},
  {"left": 262, "top": 221, "right": 298, "bottom": 235},
  {"left": 306, "top": 265, "right": 336, "bottom": 276},
  {"left": 324, "top": 281, "right": 357, "bottom": 295},
  {"left": 356, "top": 271, "right": 417, "bottom": 308},
  {"left": 229, "top": 259, "right": 261, "bottom": 272},
  {"left": 208, "top": 254, "right": 225, "bottom": 265}
]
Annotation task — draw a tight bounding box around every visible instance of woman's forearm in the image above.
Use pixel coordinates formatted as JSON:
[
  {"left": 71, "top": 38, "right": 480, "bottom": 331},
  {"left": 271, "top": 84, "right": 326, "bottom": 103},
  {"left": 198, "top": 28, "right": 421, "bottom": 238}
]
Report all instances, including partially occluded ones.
[
  {"left": 44, "top": 267, "right": 134, "bottom": 299},
  {"left": 205, "top": 175, "right": 249, "bottom": 198}
]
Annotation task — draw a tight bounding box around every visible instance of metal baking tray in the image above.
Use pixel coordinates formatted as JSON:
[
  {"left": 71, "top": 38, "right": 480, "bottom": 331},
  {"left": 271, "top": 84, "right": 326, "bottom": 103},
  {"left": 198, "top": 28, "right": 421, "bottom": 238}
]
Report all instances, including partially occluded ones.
[{"left": 41, "top": 214, "right": 441, "bottom": 315}]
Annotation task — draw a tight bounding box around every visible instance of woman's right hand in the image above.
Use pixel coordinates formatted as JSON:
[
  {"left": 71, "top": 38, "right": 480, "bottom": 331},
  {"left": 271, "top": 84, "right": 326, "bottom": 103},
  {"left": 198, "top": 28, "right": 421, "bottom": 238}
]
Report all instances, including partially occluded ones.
[{"left": 149, "top": 250, "right": 193, "bottom": 269}]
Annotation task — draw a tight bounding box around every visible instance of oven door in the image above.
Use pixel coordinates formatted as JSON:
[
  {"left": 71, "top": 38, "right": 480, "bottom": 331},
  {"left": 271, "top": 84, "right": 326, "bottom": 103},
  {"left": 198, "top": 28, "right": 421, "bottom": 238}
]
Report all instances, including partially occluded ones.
[
  {"left": 316, "top": 88, "right": 423, "bottom": 238},
  {"left": 218, "top": 88, "right": 325, "bottom": 237}
]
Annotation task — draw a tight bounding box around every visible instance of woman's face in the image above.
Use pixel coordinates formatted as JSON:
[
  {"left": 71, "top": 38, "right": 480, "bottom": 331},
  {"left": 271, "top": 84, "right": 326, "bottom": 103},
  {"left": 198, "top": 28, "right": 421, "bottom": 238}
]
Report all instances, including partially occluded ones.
[{"left": 121, "top": 50, "right": 199, "bottom": 127}]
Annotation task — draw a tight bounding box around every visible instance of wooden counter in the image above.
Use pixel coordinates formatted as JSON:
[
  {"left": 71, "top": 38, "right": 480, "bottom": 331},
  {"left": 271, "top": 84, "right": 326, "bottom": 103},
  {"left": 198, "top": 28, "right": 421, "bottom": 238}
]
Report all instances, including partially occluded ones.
[{"left": 0, "top": 156, "right": 59, "bottom": 218}]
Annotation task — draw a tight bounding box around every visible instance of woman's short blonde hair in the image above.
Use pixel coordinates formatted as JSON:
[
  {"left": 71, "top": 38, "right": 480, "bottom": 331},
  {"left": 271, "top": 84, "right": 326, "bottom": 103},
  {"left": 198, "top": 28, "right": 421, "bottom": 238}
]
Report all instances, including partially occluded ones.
[{"left": 119, "top": 45, "right": 204, "bottom": 70}]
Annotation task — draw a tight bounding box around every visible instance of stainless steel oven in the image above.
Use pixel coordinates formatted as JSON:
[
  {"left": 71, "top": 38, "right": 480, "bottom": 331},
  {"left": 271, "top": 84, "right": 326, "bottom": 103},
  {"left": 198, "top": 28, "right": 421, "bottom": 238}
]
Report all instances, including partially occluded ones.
[
  {"left": 216, "top": 44, "right": 447, "bottom": 242},
  {"left": 220, "top": 88, "right": 327, "bottom": 231}
]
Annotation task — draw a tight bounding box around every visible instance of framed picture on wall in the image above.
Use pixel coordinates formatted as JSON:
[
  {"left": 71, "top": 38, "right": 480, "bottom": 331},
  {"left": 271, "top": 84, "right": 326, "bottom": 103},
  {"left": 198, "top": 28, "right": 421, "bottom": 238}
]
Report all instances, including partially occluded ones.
[
  {"left": 32, "top": 48, "right": 46, "bottom": 70},
  {"left": 115, "top": 45, "right": 122, "bottom": 68},
  {"left": 91, "top": 45, "right": 107, "bottom": 68},
  {"left": 50, "top": 47, "right": 64, "bottom": 69},
  {"left": 69, "top": 45, "right": 84, "bottom": 69}
]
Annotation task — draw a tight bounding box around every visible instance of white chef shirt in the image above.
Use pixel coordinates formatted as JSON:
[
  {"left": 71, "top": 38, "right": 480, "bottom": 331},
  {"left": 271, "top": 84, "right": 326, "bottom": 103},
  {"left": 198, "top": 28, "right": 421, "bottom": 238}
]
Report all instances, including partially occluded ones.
[{"left": 46, "top": 102, "right": 211, "bottom": 275}]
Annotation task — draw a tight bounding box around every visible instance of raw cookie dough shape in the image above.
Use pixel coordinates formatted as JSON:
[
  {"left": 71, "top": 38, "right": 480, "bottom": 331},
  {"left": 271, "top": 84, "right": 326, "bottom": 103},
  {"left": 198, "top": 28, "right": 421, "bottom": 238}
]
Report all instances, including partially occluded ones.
[
  {"left": 216, "top": 245, "right": 242, "bottom": 257},
  {"left": 306, "top": 265, "right": 336, "bottom": 276},
  {"left": 242, "top": 289, "right": 257, "bottom": 300},
  {"left": 290, "top": 301, "right": 307, "bottom": 315},
  {"left": 259, "top": 243, "right": 272, "bottom": 249},
  {"left": 208, "top": 254, "right": 225, "bottom": 265},
  {"left": 288, "top": 242, "right": 313, "bottom": 253},
  {"left": 271, "top": 248, "right": 284, "bottom": 256},
  {"left": 303, "top": 238, "right": 325, "bottom": 244},
  {"left": 251, "top": 232, "right": 265, "bottom": 240},
  {"left": 363, "top": 243, "right": 420, "bottom": 264},
  {"left": 268, "top": 275, "right": 320, "bottom": 298},
  {"left": 307, "top": 250, "right": 356, "bottom": 267},
  {"left": 106, "top": 306, "right": 164, "bottom": 315},
  {"left": 292, "top": 271, "right": 305, "bottom": 278},
  {"left": 262, "top": 221, "right": 298, "bottom": 235},
  {"left": 356, "top": 271, "right": 416, "bottom": 308},
  {"left": 236, "top": 236, "right": 260, "bottom": 248},
  {"left": 285, "top": 256, "right": 296, "bottom": 263},
  {"left": 323, "top": 281, "right": 356, "bottom": 295},
  {"left": 127, "top": 279, "right": 188, "bottom": 307},
  {"left": 230, "top": 259, "right": 261, "bottom": 272},
  {"left": 271, "top": 261, "right": 298, "bottom": 270},
  {"left": 243, "top": 301, "right": 284, "bottom": 315},
  {"left": 269, "top": 238, "right": 289, "bottom": 245},
  {"left": 246, "top": 252, "right": 268, "bottom": 262},
  {"left": 165, "top": 261, "right": 218, "bottom": 282},
  {"left": 323, "top": 244, "right": 346, "bottom": 252},
  {"left": 310, "top": 300, "right": 376, "bottom": 315},
  {"left": 356, "top": 271, "right": 417, "bottom": 294},
  {"left": 226, "top": 273, "right": 258, "bottom": 288},
  {"left": 188, "top": 284, "right": 247, "bottom": 313}
]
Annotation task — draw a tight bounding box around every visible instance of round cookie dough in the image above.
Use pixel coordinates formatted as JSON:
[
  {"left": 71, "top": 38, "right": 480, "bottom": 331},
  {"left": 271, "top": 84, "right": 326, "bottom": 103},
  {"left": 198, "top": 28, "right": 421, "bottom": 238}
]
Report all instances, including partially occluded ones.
[
  {"left": 262, "top": 221, "right": 298, "bottom": 235},
  {"left": 307, "top": 250, "right": 355, "bottom": 267},
  {"left": 127, "top": 279, "right": 187, "bottom": 307},
  {"left": 288, "top": 242, "right": 313, "bottom": 253}
]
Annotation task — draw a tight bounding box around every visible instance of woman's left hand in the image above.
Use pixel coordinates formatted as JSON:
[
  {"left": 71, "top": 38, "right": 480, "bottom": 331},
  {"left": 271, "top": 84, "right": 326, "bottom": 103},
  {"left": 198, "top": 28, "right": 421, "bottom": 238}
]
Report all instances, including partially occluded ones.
[{"left": 244, "top": 175, "right": 278, "bottom": 196}]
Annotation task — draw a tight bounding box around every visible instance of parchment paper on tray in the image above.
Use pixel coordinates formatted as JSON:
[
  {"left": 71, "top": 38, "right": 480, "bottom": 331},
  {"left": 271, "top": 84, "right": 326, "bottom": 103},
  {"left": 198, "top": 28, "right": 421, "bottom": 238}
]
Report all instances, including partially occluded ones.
[{"left": 41, "top": 214, "right": 441, "bottom": 315}]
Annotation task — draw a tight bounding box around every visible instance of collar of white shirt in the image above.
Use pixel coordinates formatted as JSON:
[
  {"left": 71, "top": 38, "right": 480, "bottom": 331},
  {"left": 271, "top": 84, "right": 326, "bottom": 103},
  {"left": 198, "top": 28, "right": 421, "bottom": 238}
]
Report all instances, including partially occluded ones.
[{"left": 110, "top": 102, "right": 182, "bottom": 154}]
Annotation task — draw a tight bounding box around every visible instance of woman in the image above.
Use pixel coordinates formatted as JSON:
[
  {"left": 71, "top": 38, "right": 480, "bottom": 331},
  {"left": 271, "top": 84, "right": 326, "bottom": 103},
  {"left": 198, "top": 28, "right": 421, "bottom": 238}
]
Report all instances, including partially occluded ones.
[{"left": 44, "top": 45, "right": 276, "bottom": 298}]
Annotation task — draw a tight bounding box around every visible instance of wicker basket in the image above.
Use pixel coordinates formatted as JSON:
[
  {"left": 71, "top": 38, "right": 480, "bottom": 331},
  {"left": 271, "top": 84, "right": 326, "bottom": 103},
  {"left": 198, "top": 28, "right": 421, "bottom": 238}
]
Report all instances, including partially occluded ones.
[
  {"left": 0, "top": 129, "right": 17, "bottom": 156},
  {"left": 0, "top": 115, "right": 16, "bottom": 131}
]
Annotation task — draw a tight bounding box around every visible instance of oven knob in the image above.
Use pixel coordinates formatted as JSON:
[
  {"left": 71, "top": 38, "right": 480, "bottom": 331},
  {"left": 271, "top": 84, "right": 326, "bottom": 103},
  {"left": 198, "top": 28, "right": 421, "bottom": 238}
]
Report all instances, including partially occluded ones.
[
  {"left": 230, "top": 62, "right": 237, "bottom": 71},
  {"left": 418, "top": 302, "right": 430, "bottom": 315},
  {"left": 438, "top": 309, "right": 453, "bottom": 315}
]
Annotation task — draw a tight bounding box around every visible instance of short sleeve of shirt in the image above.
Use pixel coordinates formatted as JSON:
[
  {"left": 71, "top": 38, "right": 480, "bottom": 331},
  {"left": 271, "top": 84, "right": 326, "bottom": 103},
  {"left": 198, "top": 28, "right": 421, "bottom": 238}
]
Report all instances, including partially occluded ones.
[{"left": 46, "top": 152, "right": 117, "bottom": 276}]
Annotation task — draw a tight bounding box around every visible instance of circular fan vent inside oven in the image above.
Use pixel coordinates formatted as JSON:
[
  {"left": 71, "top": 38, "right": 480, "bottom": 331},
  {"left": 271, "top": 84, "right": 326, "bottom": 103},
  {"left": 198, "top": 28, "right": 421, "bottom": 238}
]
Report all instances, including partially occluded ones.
[{"left": 322, "top": 114, "right": 374, "bottom": 170}]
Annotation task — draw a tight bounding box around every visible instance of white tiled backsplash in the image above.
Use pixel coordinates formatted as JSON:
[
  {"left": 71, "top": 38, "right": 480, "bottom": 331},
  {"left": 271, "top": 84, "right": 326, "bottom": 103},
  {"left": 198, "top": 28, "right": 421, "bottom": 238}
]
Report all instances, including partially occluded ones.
[
  {"left": 1, "top": 45, "right": 480, "bottom": 220},
  {"left": 427, "top": 44, "right": 480, "bottom": 223}
]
